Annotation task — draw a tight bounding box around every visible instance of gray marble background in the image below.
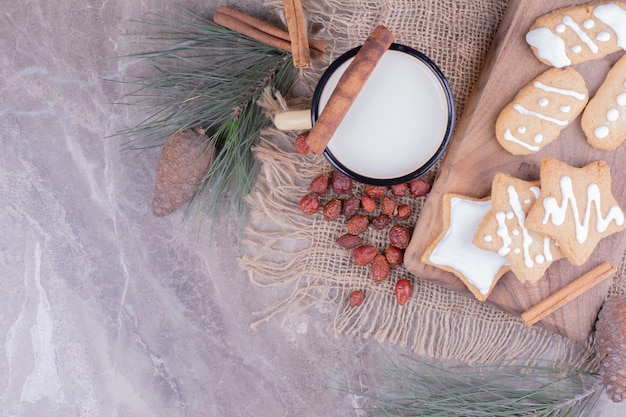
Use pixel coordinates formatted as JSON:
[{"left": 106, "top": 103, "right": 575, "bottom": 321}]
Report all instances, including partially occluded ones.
[{"left": 1, "top": 0, "right": 625, "bottom": 416}]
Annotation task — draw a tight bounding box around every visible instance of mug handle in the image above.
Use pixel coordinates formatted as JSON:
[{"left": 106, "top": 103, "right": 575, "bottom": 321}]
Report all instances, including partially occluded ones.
[{"left": 273, "top": 110, "right": 312, "bottom": 131}]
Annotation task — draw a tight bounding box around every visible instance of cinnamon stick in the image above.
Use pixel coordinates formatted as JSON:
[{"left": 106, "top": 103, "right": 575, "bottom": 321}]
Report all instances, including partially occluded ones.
[
  {"left": 283, "top": 0, "right": 310, "bottom": 68},
  {"left": 306, "top": 25, "right": 394, "bottom": 155},
  {"left": 213, "top": 6, "right": 327, "bottom": 61},
  {"left": 521, "top": 262, "right": 616, "bottom": 326}
]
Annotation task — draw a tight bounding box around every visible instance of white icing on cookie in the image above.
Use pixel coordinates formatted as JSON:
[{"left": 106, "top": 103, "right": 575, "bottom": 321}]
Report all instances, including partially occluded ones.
[
  {"left": 596, "top": 31, "right": 611, "bottom": 42},
  {"left": 539, "top": 98, "right": 549, "bottom": 107},
  {"left": 572, "top": 44, "right": 583, "bottom": 53},
  {"left": 530, "top": 186, "right": 541, "bottom": 199},
  {"left": 618, "top": 92, "right": 626, "bottom": 106},
  {"left": 607, "top": 108, "right": 619, "bottom": 121},
  {"left": 533, "top": 81, "right": 586, "bottom": 101},
  {"left": 560, "top": 105, "right": 571, "bottom": 113},
  {"left": 563, "top": 15, "right": 599, "bottom": 53},
  {"left": 517, "top": 125, "right": 527, "bottom": 134},
  {"left": 541, "top": 176, "right": 625, "bottom": 244},
  {"left": 428, "top": 197, "right": 508, "bottom": 295},
  {"left": 492, "top": 184, "right": 551, "bottom": 269},
  {"left": 495, "top": 211, "right": 512, "bottom": 256},
  {"left": 483, "top": 235, "right": 493, "bottom": 243},
  {"left": 583, "top": 19, "right": 595, "bottom": 29},
  {"left": 504, "top": 129, "right": 540, "bottom": 152},
  {"left": 534, "top": 134, "right": 544, "bottom": 144},
  {"left": 513, "top": 104, "right": 568, "bottom": 126},
  {"left": 542, "top": 237, "right": 554, "bottom": 262},
  {"left": 595, "top": 126, "right": 610, "bottom": 139},
  {"left": 556, "top": 23, "right": 566, "bottom": 33},
  {"left": 594, "top": 3, "right": 626, "bottom": 49},
  {"left": 526, "top": 27, "right": 570, "bottom": 68}
]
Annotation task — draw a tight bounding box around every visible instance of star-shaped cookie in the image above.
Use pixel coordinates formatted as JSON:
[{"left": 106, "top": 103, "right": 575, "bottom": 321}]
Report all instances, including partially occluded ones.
[
  {"left": 422, "top": 193, "right": 510, "bottom": 302},
  {"left": 525, "top": 158, "right": 626, "bottom": 266},
  {"left": 473, "top": 173, "right": 564, "bottom": 284}
]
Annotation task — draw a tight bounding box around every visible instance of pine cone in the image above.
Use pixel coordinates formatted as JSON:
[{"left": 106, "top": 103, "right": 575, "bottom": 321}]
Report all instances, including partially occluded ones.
[
  {"left": 152, "top": 129, "right": 215, "bottom": 217},
  {"left": 595, "top": 295, "right": 626, "bottom": 402}
]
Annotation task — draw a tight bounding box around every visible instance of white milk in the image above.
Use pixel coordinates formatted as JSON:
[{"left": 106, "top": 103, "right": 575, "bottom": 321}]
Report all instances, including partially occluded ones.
[{"left": 318, "top": 50, "right": 449, "bottom": 179}]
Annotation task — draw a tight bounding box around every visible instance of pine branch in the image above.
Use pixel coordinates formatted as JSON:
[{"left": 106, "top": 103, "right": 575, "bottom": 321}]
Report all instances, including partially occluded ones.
[{"left": 108, "top": 6, "right": 299, "bottom": 229}]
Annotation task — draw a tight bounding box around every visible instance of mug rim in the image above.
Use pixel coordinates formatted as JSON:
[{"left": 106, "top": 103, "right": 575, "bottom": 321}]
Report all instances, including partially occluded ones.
[{"left": 310, "top": 43, "right": 455, "bottom": 186}]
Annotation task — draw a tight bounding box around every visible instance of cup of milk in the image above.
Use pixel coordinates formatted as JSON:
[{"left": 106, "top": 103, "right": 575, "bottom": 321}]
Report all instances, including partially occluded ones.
[{"left": 275, "top": 43, "right": 455, "bottom": 186}]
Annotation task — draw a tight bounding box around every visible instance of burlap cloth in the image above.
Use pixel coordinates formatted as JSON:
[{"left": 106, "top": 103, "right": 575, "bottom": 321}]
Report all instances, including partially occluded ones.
[{"left": 240, "top": 0, "right": 626, "bottom": 366}]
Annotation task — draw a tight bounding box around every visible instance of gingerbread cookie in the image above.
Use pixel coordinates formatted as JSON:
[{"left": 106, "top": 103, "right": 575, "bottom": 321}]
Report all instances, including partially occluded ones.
[
  {"left": 495, "top": 67, "right": 588, "bottom": 155},
  {"left": 526, "top": 1, "right": 626, "bottom": 68},
  {"left": 473, "top": 173, "right": 564, "bottom": 284},
  {"left": 526, "top": 158, "right": 626, "bottom": 266},
  {"left": 422, "top": 194, "right": 510, "bottom": 302},
  {"left": 582, "top": 53, "right": 626, "bottom": 150}
]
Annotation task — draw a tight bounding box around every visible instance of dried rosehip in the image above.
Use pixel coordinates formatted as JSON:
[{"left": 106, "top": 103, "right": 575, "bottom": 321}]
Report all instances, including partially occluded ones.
[
  {"left": 299, "top": 194, "right": 319, "bottom": 215},
  {"left": 361, "top": 195, "right": 377, "bottom": 213},
  {"left": 395, "top": 279, "right": 412, "bottom": 305},
  {"left": 385, "top": 246, "right": 404, "bottom": 266},
  {"left": 310, "top": 173, "right": 329, "bottom": 195},
  {"left": 371, "top": 254, "right": 390, "bottom": 282},
  {"left": 409, "top": 178, "right": 431, "bottom": 197},
  {"left": 352, "top": 245, "right": 378, "bottom": 266},
  {"left": 342, "top": 196, "right": 361, "bottom": 221},
  {"left": 365, "top": 185, "right": 388, "bottom": 199},
  {"left": 389, "top": 225, "right": 411, "bottom": 249},
  {"left": 347, "top": 214, "right": 369, "bottom": 235},
  {"left": 371, "top": 214, "right": 391, "bottom": 230},
  {"left": 380, "top": 195, "right": 397, "bottom": 216},
  {"left": 294, "top": 132, "right": 311, "bottom": 154},
  {"left": 391, "top": 183, "right": 408, "bottom": 197},
  {"left": 349, "top": 290, "right": 365, "bottom": 307},
  {"left": 331, "top": 170, "right": 353, "bottom": 195},
  {"left": 396, "top": 204, "right": 412, "bottom": 220},
  {"left": 336, "top": 233, "right": 363, "bottom": 249},
  {"left": 323, "top": 198, "right": 342, "bottom": 221}
]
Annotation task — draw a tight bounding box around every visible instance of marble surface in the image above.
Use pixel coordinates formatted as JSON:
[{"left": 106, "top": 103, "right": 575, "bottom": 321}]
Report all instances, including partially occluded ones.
[{"left": 1, "top": 0, "right": 625, "bottom": 416}]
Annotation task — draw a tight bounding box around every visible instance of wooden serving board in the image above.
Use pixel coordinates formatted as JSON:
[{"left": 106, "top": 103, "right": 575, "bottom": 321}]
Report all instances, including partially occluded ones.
[{"left": 403, "top": 0, "right": 626, "bottom": 341}]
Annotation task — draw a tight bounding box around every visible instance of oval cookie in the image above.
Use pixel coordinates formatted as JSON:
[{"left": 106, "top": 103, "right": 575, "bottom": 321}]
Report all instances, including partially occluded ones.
[
  {"left": 495, "top": 67, "right": 588, "bottom": 155},
  {"left": 582, "top": 54, "right": 626, "bottom": 150},
  {"left": 526, "top": 1, "right": 626, "bottom": 68}
]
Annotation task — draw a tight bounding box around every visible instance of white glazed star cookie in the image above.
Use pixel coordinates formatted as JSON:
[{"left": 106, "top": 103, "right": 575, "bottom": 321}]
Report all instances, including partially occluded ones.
[{"left": 422, "top": 194, "right": 510, "bottom": 302}]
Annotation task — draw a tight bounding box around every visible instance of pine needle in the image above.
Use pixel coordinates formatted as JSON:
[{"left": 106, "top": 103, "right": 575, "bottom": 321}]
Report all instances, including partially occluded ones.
[
  {"left": 109, "top": 6, "right": 298, "bottom": 230},
  {"left": 343, "top": 353, "right": 603, "bottom": 417}
]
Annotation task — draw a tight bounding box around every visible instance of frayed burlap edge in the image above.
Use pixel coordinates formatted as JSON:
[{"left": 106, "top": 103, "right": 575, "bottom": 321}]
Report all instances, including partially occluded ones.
[{"left": 240, "top": 89, "right": 599, "bottom": 368}]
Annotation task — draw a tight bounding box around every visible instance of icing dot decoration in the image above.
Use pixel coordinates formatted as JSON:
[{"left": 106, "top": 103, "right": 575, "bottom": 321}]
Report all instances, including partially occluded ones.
[
  {"left": 560, "top": 105, "right": 571, "bottom": 113},
  {"left": 572, "top": 44, "right": 582, "bottom": 53},
  {"left": 607, "top": 108, "right": 619, "bottom": 122},
  {"left": 517, "top": 125, "right": 527, "bottom": 134},
  {"left": 583, "top": 19, "right": 595, "bottom": 29},
  {"left": 534, "top": 134, "right": 544, "bottom": 143},
  {"left": 596, "top": 31, "right": 611, "bottom": 42},
  {"left": 595, "top": 126, "right": 610, "bottom": 139},
  {"left": 539, "top": 98, "right": 549, "bottom": 107},
  {"left": 556, "top": 23, "right": 566, "bottom": 33},
  {"left": 617, "top": 92, "right": 626, "bottom": 106}
]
